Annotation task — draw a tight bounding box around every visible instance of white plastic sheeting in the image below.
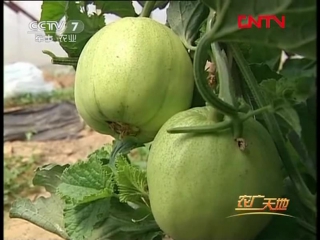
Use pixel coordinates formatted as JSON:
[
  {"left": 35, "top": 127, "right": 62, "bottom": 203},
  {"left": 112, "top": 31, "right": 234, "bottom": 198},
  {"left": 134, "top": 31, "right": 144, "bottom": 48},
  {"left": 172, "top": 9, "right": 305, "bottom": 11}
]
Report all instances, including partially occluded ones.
[{"left": 4, "top": 62, "right": 55, "bottom": 99}]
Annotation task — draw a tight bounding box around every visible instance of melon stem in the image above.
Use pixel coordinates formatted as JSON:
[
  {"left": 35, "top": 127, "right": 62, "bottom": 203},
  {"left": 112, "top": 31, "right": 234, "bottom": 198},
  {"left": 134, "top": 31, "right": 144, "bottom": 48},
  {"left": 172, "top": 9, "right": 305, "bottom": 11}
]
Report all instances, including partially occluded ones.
[
  {"left": 139, "top": 1, "right": 156, "bottom": 18},
  {"left": 42, "top": 50, "right": 78, "bottom": 66}
]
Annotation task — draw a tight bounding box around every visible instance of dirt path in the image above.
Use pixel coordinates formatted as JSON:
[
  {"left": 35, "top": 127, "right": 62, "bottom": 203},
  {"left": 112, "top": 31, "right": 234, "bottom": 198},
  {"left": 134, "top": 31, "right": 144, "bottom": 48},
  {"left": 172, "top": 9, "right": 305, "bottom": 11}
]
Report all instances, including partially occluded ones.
[{"left": 4, "top": 129, "right": 114, "bottom": 240}]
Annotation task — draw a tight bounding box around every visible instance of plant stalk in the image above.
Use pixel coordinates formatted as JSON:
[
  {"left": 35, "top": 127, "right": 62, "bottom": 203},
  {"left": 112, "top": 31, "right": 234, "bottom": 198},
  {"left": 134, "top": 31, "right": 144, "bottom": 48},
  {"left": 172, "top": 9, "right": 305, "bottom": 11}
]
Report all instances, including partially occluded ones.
[
  {"left": 206, "top": 10, "right": 237, "bottom": 109},
  {"left": 139, "top": 1, "right": 156, "bottom": 18},
  {"left": 229, "top": 43, "right": 316, "bottom": 214},
  {"left": 168, "top": 105, "right": 274, "bottom": 134},
  {"left": 42, "top": 50, "right": 78, "bottom": 66},
  {"left": 193, "top": 11, "right": 238, "bottom": 118}
]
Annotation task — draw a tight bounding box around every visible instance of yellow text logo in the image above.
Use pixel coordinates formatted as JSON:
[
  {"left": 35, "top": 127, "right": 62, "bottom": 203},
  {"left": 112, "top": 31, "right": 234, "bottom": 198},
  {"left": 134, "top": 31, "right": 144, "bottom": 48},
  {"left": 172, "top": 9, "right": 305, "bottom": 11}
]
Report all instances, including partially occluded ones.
[{"left": 226, "top": 195, "right": 295, "bottom": 218}]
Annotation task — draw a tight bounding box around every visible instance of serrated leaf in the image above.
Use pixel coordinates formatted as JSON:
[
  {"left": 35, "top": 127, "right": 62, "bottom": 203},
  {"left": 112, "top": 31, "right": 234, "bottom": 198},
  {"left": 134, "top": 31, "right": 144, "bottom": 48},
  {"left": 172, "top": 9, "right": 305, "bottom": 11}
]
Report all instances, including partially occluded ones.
[
  {"left": 260, "top": 77, "right": 316, "bottom": 105},
  {"left": 259, "top": 79, "right": 302, "bottom": 136},
  {"left": 201, "top": 0, "right": 316, "bottom": 59},
  {"left": 33, "top": 163, "right": 70, "bottom": 193},
  {"left": 87, "top": 143, "right": 113, "bottom": 164},
  {"left": 9, "top": 195, "right": 68, "bottom": 239},
  {"left": 260, "top": 79, "right": 277, "bottom": 98},
  {"left": 167, "top": 1, "right": 209, "bottom": 47},
  {"left": 57, "top": 159, "right": 113, "bottom": 205},
  {"left": 40, "top": 1, "right": 67, "bottom": 40},
  {"left": 115, "top": 156, "right": 149, "bottom": 206},
  {"left": 276, "top": 77, "right": 316, "bottom": 104},
  {"left": 64, "top": 198, "right": 111, "bottom": 240},
  {"left": 95, "top": 1, "right": 137, "bottom": 17},
  {"left": 90, "top": 198, "right": 161, "bottom": 240},
  {"left": 131, "top": 161, "right": 148, "bottom": 170}
]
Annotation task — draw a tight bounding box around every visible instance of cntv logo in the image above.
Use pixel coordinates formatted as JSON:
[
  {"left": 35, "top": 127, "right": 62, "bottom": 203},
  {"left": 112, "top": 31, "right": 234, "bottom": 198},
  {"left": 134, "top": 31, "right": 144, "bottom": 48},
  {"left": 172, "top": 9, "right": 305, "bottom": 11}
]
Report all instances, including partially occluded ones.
[{"left": 238, "top": 15, "right": 286, "bottom": 29}]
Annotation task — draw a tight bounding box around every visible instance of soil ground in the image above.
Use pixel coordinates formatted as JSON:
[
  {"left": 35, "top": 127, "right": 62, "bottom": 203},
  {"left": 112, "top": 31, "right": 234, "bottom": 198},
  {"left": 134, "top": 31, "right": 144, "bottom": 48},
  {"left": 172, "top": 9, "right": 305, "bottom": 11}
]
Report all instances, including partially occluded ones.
[{"left": 4, "top": 129, "right": 114, "bottom": 240}]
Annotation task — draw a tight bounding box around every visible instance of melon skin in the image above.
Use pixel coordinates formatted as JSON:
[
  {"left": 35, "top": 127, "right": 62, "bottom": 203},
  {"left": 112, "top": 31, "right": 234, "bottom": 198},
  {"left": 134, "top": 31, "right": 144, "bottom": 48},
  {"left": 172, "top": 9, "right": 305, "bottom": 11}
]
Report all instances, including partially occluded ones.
[
  {"left": 147, "top": 106, "right": 284, "bottom": 240},
  {"left": 74, "top": 17, "right": 194, "bottom": 143}
]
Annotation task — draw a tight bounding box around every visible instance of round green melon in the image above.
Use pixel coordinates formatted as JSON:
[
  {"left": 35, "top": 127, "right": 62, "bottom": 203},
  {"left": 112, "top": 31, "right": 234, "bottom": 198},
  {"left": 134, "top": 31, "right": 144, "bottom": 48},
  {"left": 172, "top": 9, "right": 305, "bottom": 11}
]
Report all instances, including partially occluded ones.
[
  {"left": 147, "top": 106, "right": 284, "bottom": 240},
  {"left": 75, "top": 17, "right": 194, "bottom": 143}
]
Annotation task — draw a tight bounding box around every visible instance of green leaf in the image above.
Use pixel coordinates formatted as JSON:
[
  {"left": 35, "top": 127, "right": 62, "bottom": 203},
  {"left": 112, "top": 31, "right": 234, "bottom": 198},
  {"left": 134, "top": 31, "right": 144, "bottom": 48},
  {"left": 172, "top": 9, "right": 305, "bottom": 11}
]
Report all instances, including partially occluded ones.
[
  {"left": 202, "top": 0, "right": 316, "bottom": 59},
  {"left": 280, "top": 58, "right": 317, "bottom": 78},
  {"left": 238, "top": 43, "right": 282, "bottom": 70},
  {"left": 249, "top": 64, "right": 282, "bottom": 83},
  {"left": 87, "top": 143, "right": 113, "bottom": 164},
  {"left": 259, "top": 79, "right": 277, "bottom": 98},
  {"left": 32, "top": 164, "right": 70, "bottom": 193},
  {"left": 260, "top": 77, "right": 316, "bottom": 105},
  {"left": 90, "top": 198, "right": 161, "bottom": 240},
  {"left": 276, "top": 107, "right": 301, "bottom": 137},
  {"left": 64, "top": 198, "right": 111, "bottom": 240},
  {"left": 115, "top": 155, "right": 149, "bottom": 206},
  {"left": 260, "top": 79, "right": 301, "bottom": 137},
  {"left": 60, "top": 1, "right": 106, "bottom": 57},
  {"left": 167, "top": 1, "right": 209, "bottom": 47},
  {"left": 57, "top": 159, "right": 113, "bottom": 205},
  {"left": 9, "top": 195, "right": 68, "bottom": 239},
  {"left": 95, "top": 1, "right": 137, "bottom": 17},
  {"left": 277, "top": 77, "right": 316, "bottom": 104},
  {"left": 40, "top": 1, "right": 67, "bottom": 40},
  {"left": 194, "top": 20, "right": 207, "bottom": 46}
]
